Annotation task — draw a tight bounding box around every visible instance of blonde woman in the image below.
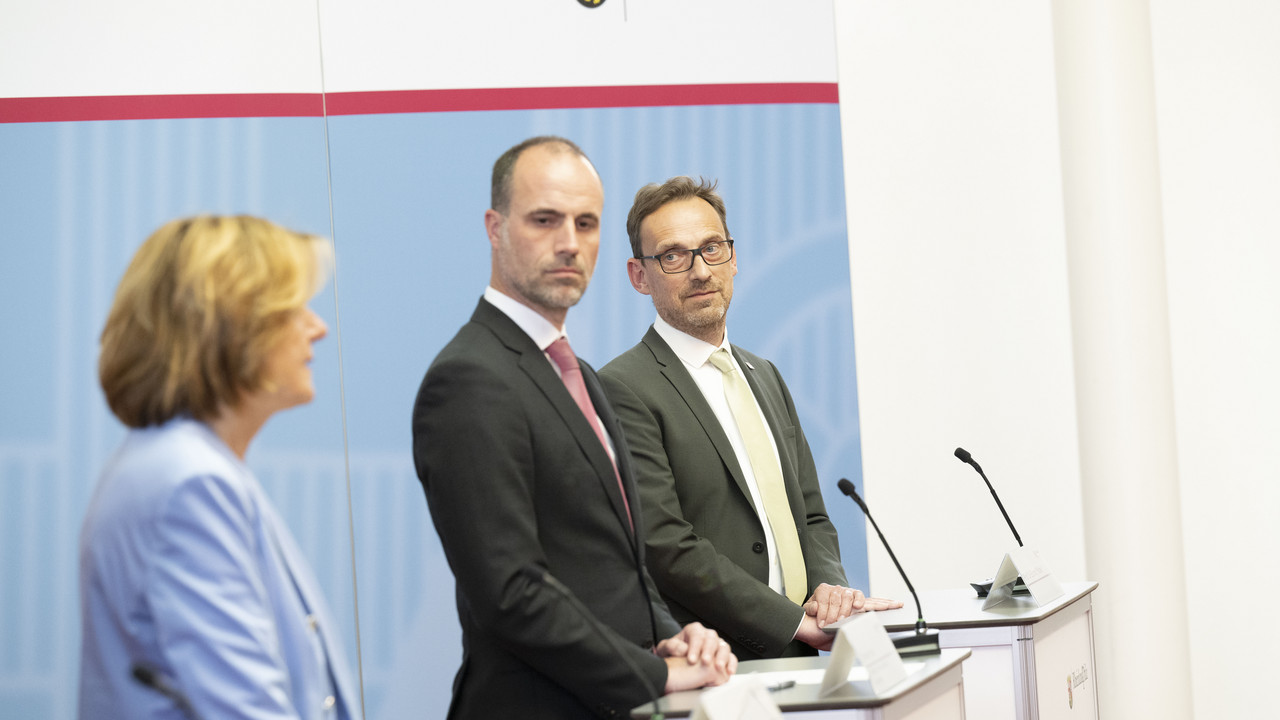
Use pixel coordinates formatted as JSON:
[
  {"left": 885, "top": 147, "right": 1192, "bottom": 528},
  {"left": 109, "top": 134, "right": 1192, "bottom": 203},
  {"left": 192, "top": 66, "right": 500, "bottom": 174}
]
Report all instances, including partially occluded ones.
[{"left": 78, "top": 216, "right": 358, "bottom": 719}]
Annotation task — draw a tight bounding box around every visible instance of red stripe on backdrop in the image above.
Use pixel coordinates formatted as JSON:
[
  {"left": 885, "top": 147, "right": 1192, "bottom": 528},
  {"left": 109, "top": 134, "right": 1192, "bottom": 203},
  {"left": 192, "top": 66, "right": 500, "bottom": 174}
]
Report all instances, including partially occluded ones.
[
  {"left": 0, "top": 83, "right": 837, "bottom": 123},
  {"left": 323, "top": 83, "right": 839, "bottom": 115},
  {"left": 0, "top": 93, "right": 324, "bottom": 123}
]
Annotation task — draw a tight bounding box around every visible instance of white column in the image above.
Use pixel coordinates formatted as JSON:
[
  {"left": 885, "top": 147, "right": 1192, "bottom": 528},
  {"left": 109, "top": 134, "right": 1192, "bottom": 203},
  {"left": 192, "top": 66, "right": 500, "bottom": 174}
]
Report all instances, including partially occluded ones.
[{"left": 1050, "top": 1, "right": 1192, "bottom": 718}]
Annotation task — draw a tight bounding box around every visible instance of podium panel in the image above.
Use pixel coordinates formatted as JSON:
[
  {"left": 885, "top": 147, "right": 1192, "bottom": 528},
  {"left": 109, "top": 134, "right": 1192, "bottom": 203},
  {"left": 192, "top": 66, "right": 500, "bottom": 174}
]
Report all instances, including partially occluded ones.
[
  {"left": 830, "top": 581, "right": 1098, "bottom": 720},
  {"left": 631, "top": 648, "right": 970, "bottom": 719},
  {"left": 1026, "top": 600, "right": 1097, "bottom": 719}
]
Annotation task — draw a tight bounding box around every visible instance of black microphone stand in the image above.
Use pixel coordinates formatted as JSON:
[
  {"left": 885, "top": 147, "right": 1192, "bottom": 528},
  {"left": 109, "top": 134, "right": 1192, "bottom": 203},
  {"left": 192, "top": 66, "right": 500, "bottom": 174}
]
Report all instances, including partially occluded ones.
[
  {"left": 953, "top": 448, "right": 1030, "bottom": 597},
  {"left": 954, "top": 447, "right": 1022, "bottom": 546},
  {"left": 837, "top": 479, "right": 940, "bottom": 657}
]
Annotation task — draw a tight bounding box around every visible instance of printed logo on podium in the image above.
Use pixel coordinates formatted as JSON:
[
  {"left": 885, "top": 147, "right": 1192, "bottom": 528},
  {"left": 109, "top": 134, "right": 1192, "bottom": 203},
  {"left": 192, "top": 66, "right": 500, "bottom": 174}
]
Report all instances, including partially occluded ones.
[
  {"left": 577, "top": 0, "right": 605, "bottom": 8},
  {"left": 1068, "top": 664, "right": 1089, "bottom": 709}
]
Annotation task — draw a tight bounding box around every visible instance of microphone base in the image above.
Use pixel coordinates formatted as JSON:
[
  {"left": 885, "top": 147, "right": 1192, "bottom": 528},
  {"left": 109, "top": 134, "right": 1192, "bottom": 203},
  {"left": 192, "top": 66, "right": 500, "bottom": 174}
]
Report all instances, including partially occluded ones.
[
  {"left": 890, "top": 628, "right": 941, "bottom": 658},
  {"left": 971, "top": 576, "right": 1031, "bottom": 598}
]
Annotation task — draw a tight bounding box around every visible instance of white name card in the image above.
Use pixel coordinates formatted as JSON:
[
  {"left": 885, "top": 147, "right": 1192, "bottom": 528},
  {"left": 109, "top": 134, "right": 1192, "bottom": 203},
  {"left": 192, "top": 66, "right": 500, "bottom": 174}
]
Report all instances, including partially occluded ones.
[
  {"left": 982, "top": 546, "right": 1065, "bottom": 609},
  {"left": 691, "top": 675, "right": 781, "bottom": 720},
  {"left": 820, "top": 612, "right": 907, "bottom": 697}
]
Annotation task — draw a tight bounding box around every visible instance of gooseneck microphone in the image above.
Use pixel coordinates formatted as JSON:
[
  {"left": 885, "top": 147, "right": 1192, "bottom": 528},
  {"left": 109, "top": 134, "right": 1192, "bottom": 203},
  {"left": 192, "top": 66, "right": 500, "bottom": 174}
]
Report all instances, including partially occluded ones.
[
  {"left": 837, "top": 479, "right": 939, "bottom": 656},
  {"left": 520, "top": 565, "right": 665, "bottom": 720},
  {"left": 953, "top": 447, "right": 1023, "bottom": 547},
  {"left": 132, "top": 664, "right": 204, "bottom": 720}
]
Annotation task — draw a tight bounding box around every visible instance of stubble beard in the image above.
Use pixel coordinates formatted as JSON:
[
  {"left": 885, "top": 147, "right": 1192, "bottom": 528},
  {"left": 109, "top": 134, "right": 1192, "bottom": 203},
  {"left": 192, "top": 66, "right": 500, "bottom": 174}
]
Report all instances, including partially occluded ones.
[
  {"left": 497, "top": 249, "right": 590, "bottom": 313},
  {"left": 521, "top": 273, "right": 586, "bottom": 311},
  {"left": 665, "top": 282, "right": 732, "bottom": 341}
]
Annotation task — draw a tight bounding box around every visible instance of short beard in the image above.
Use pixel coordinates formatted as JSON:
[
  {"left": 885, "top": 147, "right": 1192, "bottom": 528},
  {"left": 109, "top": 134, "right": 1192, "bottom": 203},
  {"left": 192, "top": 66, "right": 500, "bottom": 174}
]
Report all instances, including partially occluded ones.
[
  {"left": 669, "top": 303, "right": 727, "bottom": 336},
  {"left": 496, "top": 228, "right": 590, "bottom": 312},
  {"left": 516, "top": 276, "right": 585, "bottom": 311},
  {"left": 663, "top": 284, "right": 731, "bottom": 342}
]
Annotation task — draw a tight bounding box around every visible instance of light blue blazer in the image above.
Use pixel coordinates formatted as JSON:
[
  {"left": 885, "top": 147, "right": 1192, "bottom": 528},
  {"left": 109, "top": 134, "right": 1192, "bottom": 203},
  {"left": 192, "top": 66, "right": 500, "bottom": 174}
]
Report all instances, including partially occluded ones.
[{"left": 78, "top": 418, "right": 359, "bottom": 720}]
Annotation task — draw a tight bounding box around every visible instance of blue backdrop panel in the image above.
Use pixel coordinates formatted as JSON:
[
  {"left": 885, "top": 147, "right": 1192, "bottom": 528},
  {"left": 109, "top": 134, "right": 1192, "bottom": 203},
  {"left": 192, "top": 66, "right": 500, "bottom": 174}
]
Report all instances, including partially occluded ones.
[
  {"left": 325, "top": 104, "right": 869, "bottom": 718},
  {"left": 0, "top": 117, "right": 355, "bottom": 720},
  {"left": 0, "top": 101, "right": 867, "bottom": 720}
]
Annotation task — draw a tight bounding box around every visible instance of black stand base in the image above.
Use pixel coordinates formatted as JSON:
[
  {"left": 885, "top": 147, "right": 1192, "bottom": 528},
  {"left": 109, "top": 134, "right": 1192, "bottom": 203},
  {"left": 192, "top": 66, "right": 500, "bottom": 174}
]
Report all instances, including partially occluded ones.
[
  {"left": 891, "top": 628, "right": 941, "bottom": 658},
  {"left": 971, "top": 576, "right": 1031, "bottom": 598}
]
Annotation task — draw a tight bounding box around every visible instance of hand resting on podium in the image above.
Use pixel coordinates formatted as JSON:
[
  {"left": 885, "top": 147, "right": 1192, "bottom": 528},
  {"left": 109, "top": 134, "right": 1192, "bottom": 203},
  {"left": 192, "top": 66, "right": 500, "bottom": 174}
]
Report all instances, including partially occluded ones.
[
  {"left": 656, "top": 621, "right": 739, "bottom": 692},
  {"left": 796, "top": 583, "right": 906, "bottom": 650}
]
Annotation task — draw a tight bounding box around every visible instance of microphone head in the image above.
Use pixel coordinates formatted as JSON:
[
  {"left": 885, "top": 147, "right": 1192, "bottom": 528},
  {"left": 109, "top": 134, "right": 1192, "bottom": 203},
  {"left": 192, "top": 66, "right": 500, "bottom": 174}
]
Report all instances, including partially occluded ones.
[
  {"left": 836, "top": 478, "right": 869, "bottom": 513},
  {"left": 954, "top": 447, "right": 972, "bottom": 463}
]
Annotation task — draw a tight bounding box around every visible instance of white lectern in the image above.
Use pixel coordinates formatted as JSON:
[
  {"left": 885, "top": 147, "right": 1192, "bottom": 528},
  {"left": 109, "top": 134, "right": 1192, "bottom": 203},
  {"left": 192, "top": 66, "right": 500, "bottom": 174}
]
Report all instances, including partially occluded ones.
[
  {"left": 630, "top": 648, "right": 970, "bottom": 719},
  {"left": 849, "top": 581, "right": 1099, "bottom": 720}
]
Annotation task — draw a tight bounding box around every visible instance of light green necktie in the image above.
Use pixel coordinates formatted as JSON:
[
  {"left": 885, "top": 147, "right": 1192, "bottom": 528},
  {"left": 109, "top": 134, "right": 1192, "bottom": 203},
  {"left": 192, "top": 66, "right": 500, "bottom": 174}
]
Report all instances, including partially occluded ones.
[{"left": 708, "top": 348, "right": 807, "bottom": 604}]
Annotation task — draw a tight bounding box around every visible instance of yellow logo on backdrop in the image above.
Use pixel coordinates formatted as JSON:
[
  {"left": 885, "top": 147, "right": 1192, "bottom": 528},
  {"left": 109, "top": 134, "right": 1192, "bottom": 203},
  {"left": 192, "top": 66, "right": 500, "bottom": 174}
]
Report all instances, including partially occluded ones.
[{"left": 577, "top": 0, "right": 605, "bottom": 7}]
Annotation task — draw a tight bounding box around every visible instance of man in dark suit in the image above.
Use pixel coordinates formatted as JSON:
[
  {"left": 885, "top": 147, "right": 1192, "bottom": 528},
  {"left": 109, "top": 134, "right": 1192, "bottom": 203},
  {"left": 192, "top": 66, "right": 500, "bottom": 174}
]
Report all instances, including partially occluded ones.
[
  {"left": 412, "top": 140, "right": 735, "bottom": 719},
  {"left": 599, "top": 176, "right": 902, "bottom": 661}
]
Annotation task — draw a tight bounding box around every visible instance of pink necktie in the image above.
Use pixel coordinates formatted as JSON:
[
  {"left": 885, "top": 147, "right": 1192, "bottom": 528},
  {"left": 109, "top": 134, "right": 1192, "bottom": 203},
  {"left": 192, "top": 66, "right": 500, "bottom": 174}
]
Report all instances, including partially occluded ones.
[{"left": 545, "top": 337, "right": 633, "bottom": 532}]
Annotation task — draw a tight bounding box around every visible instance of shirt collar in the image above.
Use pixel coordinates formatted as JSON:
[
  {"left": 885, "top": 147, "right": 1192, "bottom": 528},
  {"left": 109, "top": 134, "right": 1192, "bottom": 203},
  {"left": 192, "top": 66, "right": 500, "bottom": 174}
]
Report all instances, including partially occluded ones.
[
  {"left": 652, "top": 313, "right": 731, "bottom": 370},
  {"left": 484, "top": 286, "right": 567, "bottom": 351}
]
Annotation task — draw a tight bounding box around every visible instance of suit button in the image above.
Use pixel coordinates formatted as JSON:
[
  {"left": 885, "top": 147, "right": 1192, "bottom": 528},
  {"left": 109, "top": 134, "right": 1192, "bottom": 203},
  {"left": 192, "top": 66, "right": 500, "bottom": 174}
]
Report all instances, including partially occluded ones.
[{"left": 752, "top": 542, "right": 765, "bottom": 554}]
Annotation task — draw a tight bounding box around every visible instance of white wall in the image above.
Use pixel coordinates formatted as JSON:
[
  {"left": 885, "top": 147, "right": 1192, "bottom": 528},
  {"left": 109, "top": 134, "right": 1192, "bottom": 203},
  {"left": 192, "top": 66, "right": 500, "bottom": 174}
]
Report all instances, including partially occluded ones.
[
  {"left": 1150, "top": 2, "right": 1280, "bottom": 719},
  {"left": 315, "top": 0, "right": 838, "bottom": 91},
  {"left": 0, "top": 2, "right": 323, "bottom": 96},
  {"left": 834, "top": 0, "right": 1085, "bottom": 596},
  {"left": 0, "top": 0, "right": 839, "bottom": 98},
  {"left": 835, "top": 0, "right": 1280, "bottom": 717}
]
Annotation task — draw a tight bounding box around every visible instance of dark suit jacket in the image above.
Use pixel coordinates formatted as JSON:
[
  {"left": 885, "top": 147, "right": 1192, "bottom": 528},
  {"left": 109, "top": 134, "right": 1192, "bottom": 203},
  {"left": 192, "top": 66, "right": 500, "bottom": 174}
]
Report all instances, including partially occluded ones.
[
  {"left": 599, "top": 326, "right": 847, "bottom": 660},
  {"left": 412, "top": 299, "right": 680, "bottom": 720}
]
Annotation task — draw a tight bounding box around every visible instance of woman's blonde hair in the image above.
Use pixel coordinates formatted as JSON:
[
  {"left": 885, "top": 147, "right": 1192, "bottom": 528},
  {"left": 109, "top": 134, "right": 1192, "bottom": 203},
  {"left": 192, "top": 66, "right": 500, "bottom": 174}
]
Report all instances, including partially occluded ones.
[{"left": 99, "top": 215, "right": 332, "bottom": 428}]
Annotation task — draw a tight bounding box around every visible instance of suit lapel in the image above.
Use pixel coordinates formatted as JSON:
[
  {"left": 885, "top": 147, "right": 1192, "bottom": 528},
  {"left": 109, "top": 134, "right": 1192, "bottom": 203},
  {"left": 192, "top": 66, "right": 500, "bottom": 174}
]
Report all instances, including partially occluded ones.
[
  {"left": 641, "top": 328, "right": 758, "bottom": 512},
  {"left": 255, "top": 486, "right": 358, "bottom": 715},
  {"left": 474, "top": 300, "right": 637, "bottom": 542}
]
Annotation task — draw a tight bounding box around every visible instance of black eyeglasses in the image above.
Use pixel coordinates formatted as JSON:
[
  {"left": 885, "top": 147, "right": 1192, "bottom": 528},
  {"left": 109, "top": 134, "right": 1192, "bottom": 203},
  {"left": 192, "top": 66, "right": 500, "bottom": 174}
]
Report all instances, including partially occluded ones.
[{"left": 636, "top": 239, "right": 735, "bottom": 274}]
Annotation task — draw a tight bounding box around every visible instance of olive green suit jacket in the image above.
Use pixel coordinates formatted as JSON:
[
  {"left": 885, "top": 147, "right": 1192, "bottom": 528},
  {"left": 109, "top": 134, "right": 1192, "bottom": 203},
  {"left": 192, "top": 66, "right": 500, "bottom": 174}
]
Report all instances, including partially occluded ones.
[{"left": 600, "top": 326, "right": 846, "bottom": 660}]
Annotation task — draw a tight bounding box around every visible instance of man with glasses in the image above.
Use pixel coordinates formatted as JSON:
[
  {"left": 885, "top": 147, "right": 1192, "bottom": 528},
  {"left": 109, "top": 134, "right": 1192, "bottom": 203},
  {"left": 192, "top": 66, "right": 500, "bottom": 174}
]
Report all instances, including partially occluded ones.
[{"left": 600, "top": 176, "right": 901, "bottom": 660}]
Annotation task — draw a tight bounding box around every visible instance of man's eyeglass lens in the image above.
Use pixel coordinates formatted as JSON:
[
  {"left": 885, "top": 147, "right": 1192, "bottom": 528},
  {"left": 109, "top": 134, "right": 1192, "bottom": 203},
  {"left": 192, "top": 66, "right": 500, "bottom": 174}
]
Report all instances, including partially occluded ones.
[{"left": 647, "top": 240, "right": 734, "bottom": 273}]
